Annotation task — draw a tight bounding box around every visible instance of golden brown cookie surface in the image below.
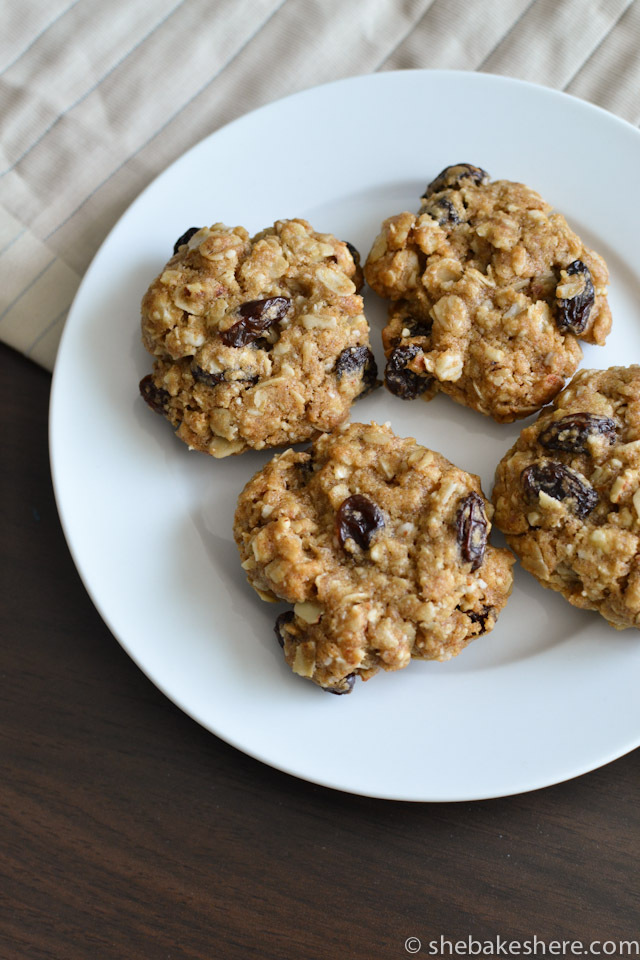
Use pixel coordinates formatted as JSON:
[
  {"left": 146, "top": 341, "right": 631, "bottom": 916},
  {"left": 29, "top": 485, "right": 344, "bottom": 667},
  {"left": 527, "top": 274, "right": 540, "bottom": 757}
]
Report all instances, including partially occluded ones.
[
  {"left": 139, "top": 219, "right": 375, "bottom": 456},
  {"left": 365, "top": 164, "right": 611, "bottom": 422},
  {"left": 235, "top": 421, "right": 515, "bottom": 693},
  {"left": 493, "top": 366, "right": 640, "bottom": 630}
]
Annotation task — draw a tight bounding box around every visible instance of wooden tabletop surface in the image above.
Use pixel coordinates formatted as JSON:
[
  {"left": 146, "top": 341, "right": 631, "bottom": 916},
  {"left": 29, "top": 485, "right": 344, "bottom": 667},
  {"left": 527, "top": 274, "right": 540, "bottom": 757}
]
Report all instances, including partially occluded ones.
[{"left": 3, "top": 342, "right": 639, "bottom": 960}]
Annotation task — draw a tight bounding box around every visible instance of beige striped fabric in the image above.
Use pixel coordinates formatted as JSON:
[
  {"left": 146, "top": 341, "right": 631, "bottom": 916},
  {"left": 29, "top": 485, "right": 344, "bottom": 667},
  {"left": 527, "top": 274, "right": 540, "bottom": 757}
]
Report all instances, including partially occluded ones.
[{"left": 2, "top": 0, "right": 639, "bottom": 370}]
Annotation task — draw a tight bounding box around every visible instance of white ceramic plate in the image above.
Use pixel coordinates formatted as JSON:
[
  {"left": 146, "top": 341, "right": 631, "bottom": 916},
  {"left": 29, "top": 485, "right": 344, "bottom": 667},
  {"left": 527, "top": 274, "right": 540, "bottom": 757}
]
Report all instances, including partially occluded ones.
[{"left": 50, "top": 70, "right": 640, "bottom": 801}]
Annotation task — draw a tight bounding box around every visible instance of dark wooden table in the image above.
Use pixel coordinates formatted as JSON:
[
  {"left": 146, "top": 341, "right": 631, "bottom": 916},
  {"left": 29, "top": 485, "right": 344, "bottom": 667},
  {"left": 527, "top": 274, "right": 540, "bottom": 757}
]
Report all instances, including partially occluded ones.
[{"left": 3, "top": 342, "right": 639, "bottom": 960}]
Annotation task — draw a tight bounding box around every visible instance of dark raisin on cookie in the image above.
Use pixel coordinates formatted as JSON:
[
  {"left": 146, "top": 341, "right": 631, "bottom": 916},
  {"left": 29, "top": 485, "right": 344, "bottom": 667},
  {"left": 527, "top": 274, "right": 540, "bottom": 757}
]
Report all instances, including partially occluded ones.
[
  {"left": 336, "top": 494, "right": 385, "bottom": 550},
  {"left": 385, "top": 344, "right": 432, "bottom": 400},
  {"left": 324, "top": 673, "right": 356, "bottom": 695},
  {"left": 335, "top": 345, "right": 371, "bottom": 377},
  {"left": 139, "top": 374, "right": 170, "bottom": 414},
  {"left": 345, "top": 241, "right": 360, "bottom": 266},
  {"left": 191, "top": 363, "right": 258, "bottom": 387},
  {"left": 296, "top": 455, "right": 315, "bottom": 483},
  {"left": 421, "top": 195, "right": 461, "bottom": 226},
  {"left": 172, "top": 227, "right": 200, "bottom": 255},
  {"left": 465, "top": 605, "right": 494, "bottom": 634},
  {"left": 423, "top": 164, "right": 490, "bottom": 197},
  {"left": 538, "top": 413, "right": 618, "bottom": 454},
  {"left": 221, "top": 297, "right": 291, "bottom": 348},
  {"left": 190, "top": 364, "right": 225, "bottom": 387},
  {"left": 555, "top": 260, "right": 595, "bottom": 335},
  {"left": 358, "top": 355, "right": 381, "bottom": 398},
  {"left": 274, "top": 611, "right": 295, "bottom": 648},
  {"left": 456, "top": 492, "right": 488, "bottom": 572},
  {"left": 344, "top": 241, "right": 364, "bottom": 292},
  {"left": 335, "top": 346, "right": 379, "bottom": 397},
  {"left": 522, "top": 460, "right": 598, "bottom": 517},
  {"left": 402, "top": 316, "right": 433, "bottom": 339}
]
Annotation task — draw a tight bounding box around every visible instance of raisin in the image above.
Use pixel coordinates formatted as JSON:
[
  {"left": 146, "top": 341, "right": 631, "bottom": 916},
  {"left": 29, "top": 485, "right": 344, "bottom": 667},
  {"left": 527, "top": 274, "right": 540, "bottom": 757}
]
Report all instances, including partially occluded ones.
[
  {"left": 345, "top": 241, "right": 361, "bottom": 266},
  {"left": 358, "top": 354, "right": 380, "bottom": 398},
  {"left": 274, "top": 611, "right": 295, "bottom": 649},
  {"left": 344, "top": 241, "right": 365, "bottom": 292},
  {"left": 522, "top": 460, "right": 598, "bottom": 517},
  {"left": 336, "top": 494, "right": 385, "bottom": 550},
  {"left": 385, "top": 344, "right": 432, "bottom": 400},
  {"left": 296, "top": 455, "right": 314, "bottom": 482},
  {"left": 221, "top": 297, "right": 291, "bottom": 347},
  {"left": 403, "top": 316, "right": 433, "bottom": 339},
  {"left": 538, "top": 413, "right": 618, "bottom": 454},
  {"left": 335, "top": 345, "right": 370, "bottom": 377},
  {"left": 424, "top": 164, "right": 490, "bottom": 197},
  {"left": 421, "top": 195, "right": 461, "bottom": 226},
  {"left": 139, "top": 374, "right": 169, "bottom": 414},
  {"left": 464, "top": 605, "right": 494, "bottom": 634},
  {"left": 555, "top": 260, "right": 595, "bottom": 335},
  {"left": 191, "top": 364, "right": 225, "bottom": 387},
  {"left": 335, "top": 345, "right": 379, "bottom": 397},
  {"left": 456, "top": 492, "right": 488, "bottom": 571},
  {"left": 324, "top": 673, "right": 356, "bottom": 695},
  {"left": 172, "top": 227, "right": 200, "bottom": 255},
  {"left": 191, "top": 363, "right": 258, "bottom": 387}
]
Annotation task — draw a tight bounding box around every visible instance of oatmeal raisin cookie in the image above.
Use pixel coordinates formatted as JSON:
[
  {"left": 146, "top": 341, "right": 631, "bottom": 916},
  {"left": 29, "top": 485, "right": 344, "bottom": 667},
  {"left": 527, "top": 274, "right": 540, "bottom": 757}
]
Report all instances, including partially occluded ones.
[
  {"left": 493, "top": 366, "right": 640, "bottom": 629},
  {"left": 139, "top": 219, "right": 375, "bottom": 456},
  {"left": 235, "top": 421, "right": 515, "bottom": 693},
  {"left": 365, "top": 164, "right": 611, "bottom": 421}
]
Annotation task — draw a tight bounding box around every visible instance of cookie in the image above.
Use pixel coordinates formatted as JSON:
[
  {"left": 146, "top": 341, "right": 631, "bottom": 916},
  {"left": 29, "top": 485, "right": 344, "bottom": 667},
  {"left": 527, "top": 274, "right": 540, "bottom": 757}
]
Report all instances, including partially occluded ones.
[
  {"left": 364, "top": 164, "right": 612, "bottom": 422},
  {"left": 139, "top": 219, "right": 376, "bottom": 457},
  {"left": 492, "top": 366, "right": 640, "bottom": 630},
  {"left": 234, "top": 421, "right": 515, "bottom": 693}
]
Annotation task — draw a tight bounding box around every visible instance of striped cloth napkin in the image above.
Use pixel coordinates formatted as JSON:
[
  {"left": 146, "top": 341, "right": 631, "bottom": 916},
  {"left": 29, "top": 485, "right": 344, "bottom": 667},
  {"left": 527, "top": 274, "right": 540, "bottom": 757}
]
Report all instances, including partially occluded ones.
[{"left": 2, "top": 0, "right": 639, "bottom": 370}]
